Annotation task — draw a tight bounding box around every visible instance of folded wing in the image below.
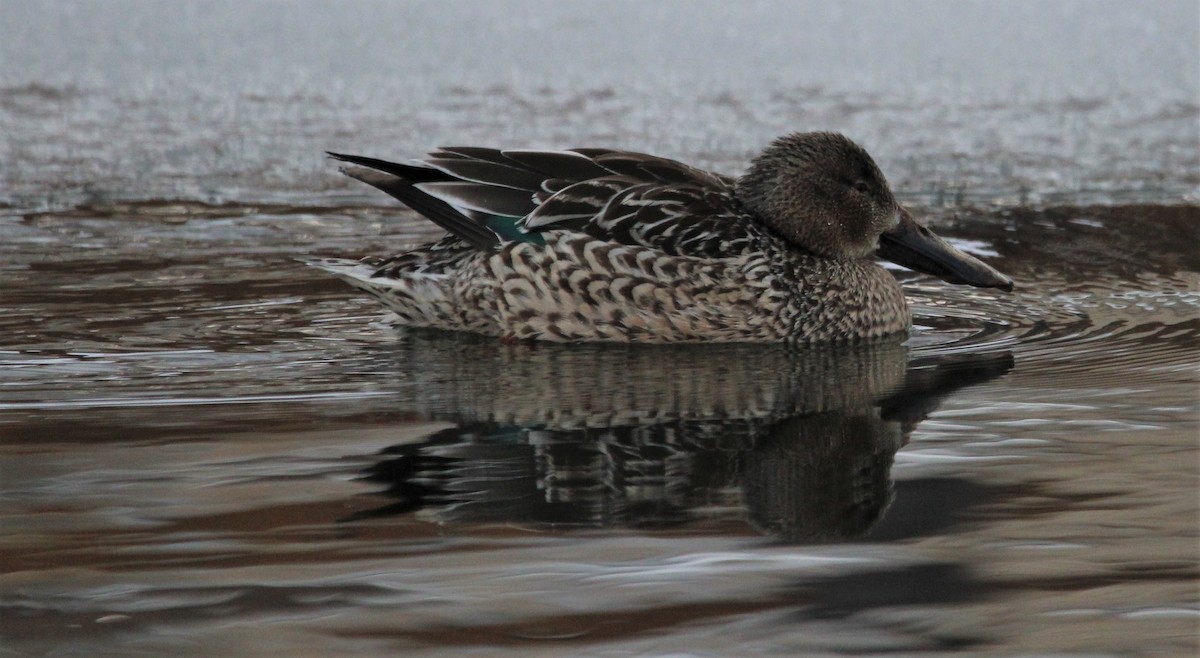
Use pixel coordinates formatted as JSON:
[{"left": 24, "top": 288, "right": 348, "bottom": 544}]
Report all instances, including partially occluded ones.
[{"left": 329, "top": 147, "right": 756, "bottom": 258}]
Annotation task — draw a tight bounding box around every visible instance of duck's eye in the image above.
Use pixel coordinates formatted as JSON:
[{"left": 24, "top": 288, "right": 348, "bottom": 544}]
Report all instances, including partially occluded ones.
[{"left": 851, "top": 180, "right": 872, "bottom": 195}]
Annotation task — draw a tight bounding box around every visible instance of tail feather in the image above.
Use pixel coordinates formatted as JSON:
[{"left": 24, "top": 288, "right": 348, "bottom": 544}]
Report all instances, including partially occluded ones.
[
  {"left": 327, "top": 151, "right": 449, "bottom": 183},
  {"left": 329, "top": 154, "right": 501, "bottom": 250},
  {"left": 304, "top": 257, "right": 461, "bottom": 328}
]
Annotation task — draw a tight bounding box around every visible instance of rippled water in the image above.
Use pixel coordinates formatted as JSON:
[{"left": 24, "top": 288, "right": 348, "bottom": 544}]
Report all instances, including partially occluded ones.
[
  {"left": 3, "top": 199, "right": 1196, "bottom": 655},
  {"left": 2, "top": 2, "right": 1198, "bottom": 656}
]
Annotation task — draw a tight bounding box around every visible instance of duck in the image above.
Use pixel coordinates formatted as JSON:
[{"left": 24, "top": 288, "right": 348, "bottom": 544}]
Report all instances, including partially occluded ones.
[{"left": 314, "top": 132, "right": 1012, "bottom": 343}]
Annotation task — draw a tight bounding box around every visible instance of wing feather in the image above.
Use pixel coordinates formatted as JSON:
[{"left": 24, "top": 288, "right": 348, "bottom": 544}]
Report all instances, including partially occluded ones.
[
  {"left": 501, "top": 149, "right": 615, "bottom": 180},
  {"left": 416, "top": 182, "right": 537, "bottom": 218},
  {"left": 524, "top": 177, "right": 639, "bottom": 229},
  {"left": 331, "top": 146, "right": 754, "bottom": 257},
  {"left": 337, "top": 166, "right": 499, "bottom": 249},
  {"left": 424, "top": 158, "right": 548, "bottom": 191}
]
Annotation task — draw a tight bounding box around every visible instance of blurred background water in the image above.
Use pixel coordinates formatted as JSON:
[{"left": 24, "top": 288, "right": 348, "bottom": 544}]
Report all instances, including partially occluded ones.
[
  {"left": 1, "top": 1, "right": 1197, "bottom": 656},
  {"left": 3, "top": 0, "right": 1197, "bottom": 209}
]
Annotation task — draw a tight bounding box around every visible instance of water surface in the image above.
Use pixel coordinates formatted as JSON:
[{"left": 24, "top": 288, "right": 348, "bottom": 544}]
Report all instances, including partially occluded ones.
[{"left": 3, "top": 198, "right": 1195, "bottom": 655}]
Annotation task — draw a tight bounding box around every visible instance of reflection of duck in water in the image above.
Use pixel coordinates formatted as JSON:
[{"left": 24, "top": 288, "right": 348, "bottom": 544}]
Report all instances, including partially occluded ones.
[
  {"left": 349, "top": 336, "right": 1012, "bottom": 542},
  {"left": 315, "top": 132, "right": 1011, "bottom": 343}
]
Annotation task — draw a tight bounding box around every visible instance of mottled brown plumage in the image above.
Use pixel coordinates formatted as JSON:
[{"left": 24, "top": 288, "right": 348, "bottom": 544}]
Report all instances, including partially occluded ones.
[{"left": 314, "top": 132, "right": 1012, "bottom": 343}]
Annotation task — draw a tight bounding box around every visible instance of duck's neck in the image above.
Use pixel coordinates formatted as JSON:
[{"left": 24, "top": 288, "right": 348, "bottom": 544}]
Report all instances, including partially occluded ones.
[{"left": 767, "top": 242, "right": 910, "bottom": 342}]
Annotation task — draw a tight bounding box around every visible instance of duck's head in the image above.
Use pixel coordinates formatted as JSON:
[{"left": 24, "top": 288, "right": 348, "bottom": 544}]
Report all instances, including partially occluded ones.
[{"left": 736, "top": 132, "right": 1012, "bottom": 291}]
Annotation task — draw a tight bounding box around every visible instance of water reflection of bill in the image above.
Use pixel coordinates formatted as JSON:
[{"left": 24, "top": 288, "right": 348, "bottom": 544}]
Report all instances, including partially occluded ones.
[{"left": 349, "top": 335, "right": 1012, "bottom": 543}]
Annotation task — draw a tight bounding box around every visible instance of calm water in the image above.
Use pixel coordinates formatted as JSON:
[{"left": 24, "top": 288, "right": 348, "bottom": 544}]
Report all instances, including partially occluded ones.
[{"left": 2, "top": 2, "right": 1198, "bottom": 656}]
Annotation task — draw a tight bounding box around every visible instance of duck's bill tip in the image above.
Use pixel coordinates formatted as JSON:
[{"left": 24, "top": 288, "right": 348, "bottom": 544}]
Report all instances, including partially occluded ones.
[
  {"left": 878, "top": 212, "right": 1014, "bottom": 292},
  {"left": 990, "top": 276, "right": 1016, "bottom": 292}
]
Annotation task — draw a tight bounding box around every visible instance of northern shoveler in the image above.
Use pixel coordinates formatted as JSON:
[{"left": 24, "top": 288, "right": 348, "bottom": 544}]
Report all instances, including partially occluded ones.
[{"left": 314, "top": 132, "right": 1012, "bottom": 343}]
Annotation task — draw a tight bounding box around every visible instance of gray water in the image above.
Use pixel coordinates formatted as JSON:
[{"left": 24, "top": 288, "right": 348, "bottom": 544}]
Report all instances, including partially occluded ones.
[{"left": 1, "top": 2, "right": 1198, "bottom": 656}]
